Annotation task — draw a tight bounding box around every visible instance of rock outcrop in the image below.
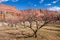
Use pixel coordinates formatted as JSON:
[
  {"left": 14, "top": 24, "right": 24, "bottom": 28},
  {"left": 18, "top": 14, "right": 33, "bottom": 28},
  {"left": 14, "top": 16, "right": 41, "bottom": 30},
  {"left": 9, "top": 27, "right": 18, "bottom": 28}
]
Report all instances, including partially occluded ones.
[{"left": 0, "top": 4, "right": 58, "bottom": 21}]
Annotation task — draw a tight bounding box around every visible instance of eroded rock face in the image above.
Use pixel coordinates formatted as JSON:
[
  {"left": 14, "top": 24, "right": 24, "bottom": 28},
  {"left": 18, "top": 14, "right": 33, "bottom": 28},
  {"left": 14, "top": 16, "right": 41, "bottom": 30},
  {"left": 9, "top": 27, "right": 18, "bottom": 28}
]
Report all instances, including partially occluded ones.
[{"left": 0, "top": 4, "right": 58, "bottom": 21}]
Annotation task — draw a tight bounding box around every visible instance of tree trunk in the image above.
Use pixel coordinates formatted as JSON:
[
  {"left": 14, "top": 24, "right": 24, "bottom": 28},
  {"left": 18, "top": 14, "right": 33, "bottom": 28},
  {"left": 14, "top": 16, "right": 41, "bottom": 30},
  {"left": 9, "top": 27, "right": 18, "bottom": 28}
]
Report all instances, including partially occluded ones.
[
  {"left": 11, "top": 24, "right": 13, "bottom": 27},
  {"left": 33, "top": 21, "right": 38, "bottom": 38},
  {"left": 34, "top": 31, "right": 37, "bottom": 38},
  {"left": 23, "top": 22, "right": 25, "bottom": 28},
  {"left": 36, "top": 21, "right": 38, "bottom": 29},
  {"left": 15, "top": 24, "right": 16, "bottom": 27},
  {"left": 8, "top": 24, "right": 10, "bottom": 26},
  {"left": 29, "top": 22, "right": 32, "bottom": 28}
]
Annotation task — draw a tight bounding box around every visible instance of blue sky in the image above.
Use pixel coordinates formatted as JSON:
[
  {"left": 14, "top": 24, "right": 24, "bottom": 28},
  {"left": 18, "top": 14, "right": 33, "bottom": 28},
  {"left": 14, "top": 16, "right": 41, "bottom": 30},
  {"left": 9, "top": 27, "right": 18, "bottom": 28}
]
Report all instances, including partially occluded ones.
[{"left": 0, "top": 0, "right": 60, "bottom": 11}]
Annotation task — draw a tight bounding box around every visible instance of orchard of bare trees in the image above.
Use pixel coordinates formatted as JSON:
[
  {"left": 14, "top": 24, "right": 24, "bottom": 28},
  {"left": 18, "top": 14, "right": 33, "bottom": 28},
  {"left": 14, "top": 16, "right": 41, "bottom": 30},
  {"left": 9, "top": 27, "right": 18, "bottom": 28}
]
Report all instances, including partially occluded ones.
[{"left": 0, "top": 9, "right": 60, "bottom": 38}]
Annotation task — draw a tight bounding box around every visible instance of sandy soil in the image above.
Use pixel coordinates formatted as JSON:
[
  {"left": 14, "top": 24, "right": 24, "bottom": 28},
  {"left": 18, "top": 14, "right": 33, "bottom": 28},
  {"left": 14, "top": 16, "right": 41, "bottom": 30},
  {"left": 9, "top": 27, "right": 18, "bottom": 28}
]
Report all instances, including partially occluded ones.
[{"left": 0, "top": 23, "right": 60, "bottom": 40}]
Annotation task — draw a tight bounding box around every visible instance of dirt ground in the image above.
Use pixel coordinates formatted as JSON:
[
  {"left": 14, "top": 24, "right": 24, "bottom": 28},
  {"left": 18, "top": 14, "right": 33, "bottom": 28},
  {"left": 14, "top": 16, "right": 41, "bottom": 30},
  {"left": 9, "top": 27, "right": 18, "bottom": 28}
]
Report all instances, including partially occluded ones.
[{"left": 0, "top": 22, "right": 60, "bottom": 40}]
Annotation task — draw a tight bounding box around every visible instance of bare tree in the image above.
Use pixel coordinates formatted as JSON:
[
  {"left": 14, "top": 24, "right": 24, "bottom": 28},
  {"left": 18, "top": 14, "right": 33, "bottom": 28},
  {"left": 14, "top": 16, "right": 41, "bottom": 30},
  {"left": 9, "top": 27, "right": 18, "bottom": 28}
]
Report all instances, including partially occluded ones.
[
  {"left": 26, "top": 12, "right": 54, "bottom": 38},
  {"left": 57, "top": 13, "right": 60, "bottom": 21},
  {"left": 4, "top": 18, "right": 19, "bottom": 27}
]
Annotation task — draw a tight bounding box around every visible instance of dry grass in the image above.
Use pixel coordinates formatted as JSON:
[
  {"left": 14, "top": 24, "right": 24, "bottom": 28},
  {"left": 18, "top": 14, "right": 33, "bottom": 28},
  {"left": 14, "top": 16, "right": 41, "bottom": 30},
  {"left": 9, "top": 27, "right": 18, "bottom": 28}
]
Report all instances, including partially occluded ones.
[{"left": 0, "top": 22, "right": 60, "bottom": 40}]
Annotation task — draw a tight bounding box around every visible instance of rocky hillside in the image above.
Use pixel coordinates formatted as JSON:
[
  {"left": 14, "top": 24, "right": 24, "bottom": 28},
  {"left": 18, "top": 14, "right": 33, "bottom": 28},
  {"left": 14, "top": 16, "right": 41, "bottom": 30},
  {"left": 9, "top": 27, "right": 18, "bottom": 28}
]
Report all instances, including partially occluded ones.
[{"left": 0, "top": 4, "right": 58, "bottom": 21}]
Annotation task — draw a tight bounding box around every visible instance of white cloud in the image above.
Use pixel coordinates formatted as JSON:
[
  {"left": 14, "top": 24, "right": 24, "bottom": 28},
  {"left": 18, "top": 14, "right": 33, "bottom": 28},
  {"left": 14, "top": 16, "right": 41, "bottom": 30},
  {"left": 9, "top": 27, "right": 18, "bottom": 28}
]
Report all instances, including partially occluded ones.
[
  {"left": 47, "top": 6, "right": 60, "bottom": 11},
  {"left": 34, "top": 4, "right": 37, "bottom": 7},
  {"left": 52, "top": 0, "right": 59, "bottom": 4},
  {"left": 40, "top": 0, "right": 44, "bottom": 3},
  {"left": 46, "top": 3, "right": 51, "bottom": 6},
  {"left": 0, "top": 0, "right": 8, "bottom": 3},
  {"left": 0, "top": 0, "right": 19, "bottom": 3},
  {"left": 45, "top": 0, "right": 59, "bottom": 6},
  {"left": 12, "top": 0, "right": 19, "bottom": 2}
]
